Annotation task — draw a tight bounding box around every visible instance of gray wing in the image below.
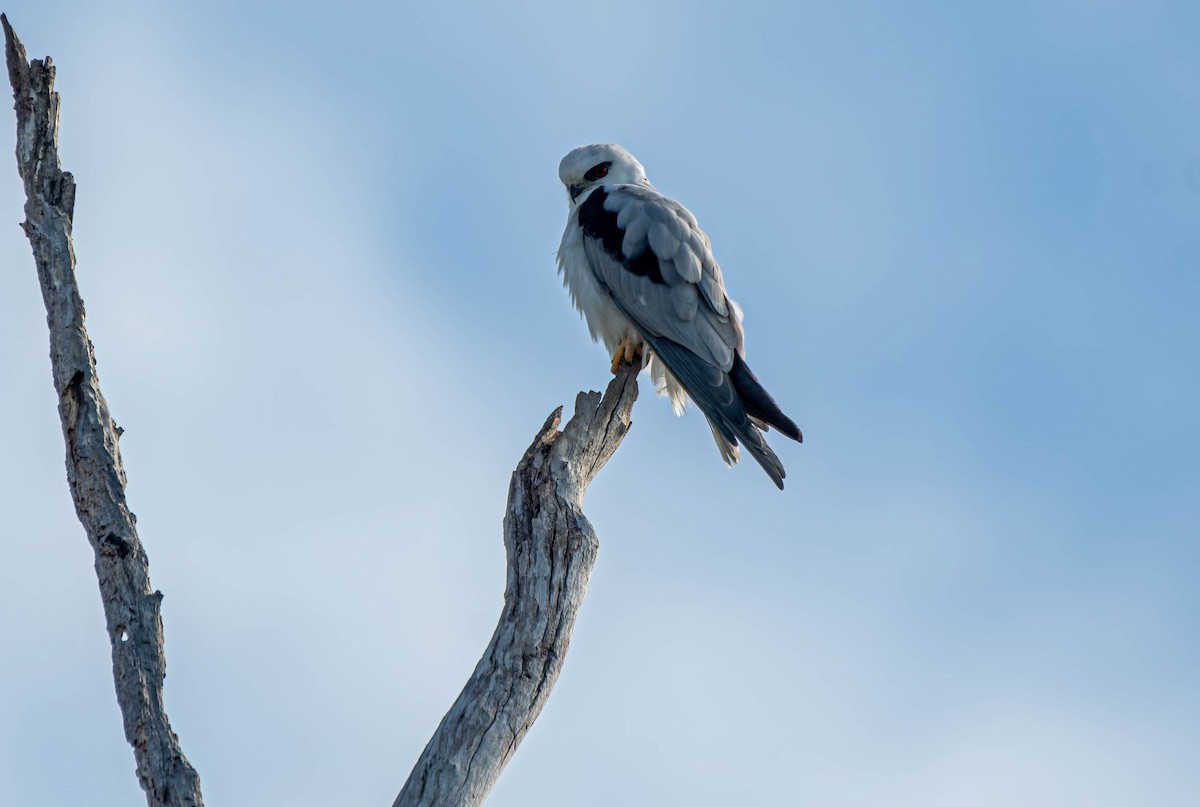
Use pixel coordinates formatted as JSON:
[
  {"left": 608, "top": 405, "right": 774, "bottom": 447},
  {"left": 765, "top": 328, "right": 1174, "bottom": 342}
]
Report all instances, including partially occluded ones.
[
  {"left": 578, "top": 184, "right": 742, "bottom": 370},
  {"left": 576, "top": 184, "right": 800, "bottom": 488}
]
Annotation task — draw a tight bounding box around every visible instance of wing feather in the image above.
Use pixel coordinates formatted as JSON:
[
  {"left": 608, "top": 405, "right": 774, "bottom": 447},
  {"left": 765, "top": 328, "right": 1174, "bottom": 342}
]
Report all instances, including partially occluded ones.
[
  {"left": 649, "top": 221, "right": 682, "bottom": 259},
  {"left": 578, "top": 185, "right": 741, "bottom": 369},
  {"left": 674, "top": 242, "right": 702, "bottom": 283},
  {"left": 574, "top": 184, "right": 797, "bottom": 489},
  {"left": 620, "top": 214, "right": 651, "bottom": 258},
  {"left": 671, "top": 282, "right": 700, "bottom": 322}
]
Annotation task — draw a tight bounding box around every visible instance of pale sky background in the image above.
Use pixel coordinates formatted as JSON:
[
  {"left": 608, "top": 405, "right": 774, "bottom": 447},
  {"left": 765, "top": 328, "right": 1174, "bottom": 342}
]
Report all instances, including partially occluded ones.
[{"left": 2, "top": 2, "right": 1198, "bottom": 805}]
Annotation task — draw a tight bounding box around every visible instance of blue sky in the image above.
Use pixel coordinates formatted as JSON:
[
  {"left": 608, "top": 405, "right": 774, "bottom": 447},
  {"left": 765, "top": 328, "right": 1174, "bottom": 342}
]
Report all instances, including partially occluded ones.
[{"left": 2, "top": 1, "right": 1198, "bottom": 804}]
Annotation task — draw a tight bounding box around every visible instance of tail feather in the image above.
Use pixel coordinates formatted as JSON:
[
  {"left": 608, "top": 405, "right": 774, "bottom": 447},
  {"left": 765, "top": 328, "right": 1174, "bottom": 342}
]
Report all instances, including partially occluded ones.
[
  {"left": 707, "top": 419, "right": 740, "bottom": 467},
  {"left": 645, "top": 337, "right": 796, "bottom": 490},
  {"left": 729, "top": 354, "right": 803, "bottom": 443},
  {"left": 732, "top": 422, "right": 787, "bottom": 490}
]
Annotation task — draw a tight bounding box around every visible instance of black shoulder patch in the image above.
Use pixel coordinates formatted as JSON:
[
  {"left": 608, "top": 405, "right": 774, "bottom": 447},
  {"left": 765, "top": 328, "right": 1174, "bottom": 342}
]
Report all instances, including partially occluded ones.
[{"left": 577, "top": 187, "right": 666, "bottom": 285}]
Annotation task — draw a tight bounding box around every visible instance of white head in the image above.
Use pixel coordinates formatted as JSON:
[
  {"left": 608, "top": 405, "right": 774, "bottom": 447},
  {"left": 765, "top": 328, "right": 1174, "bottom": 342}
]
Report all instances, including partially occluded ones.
[{"left": 558, "top": 143, "right": 650, "bottom": 205}]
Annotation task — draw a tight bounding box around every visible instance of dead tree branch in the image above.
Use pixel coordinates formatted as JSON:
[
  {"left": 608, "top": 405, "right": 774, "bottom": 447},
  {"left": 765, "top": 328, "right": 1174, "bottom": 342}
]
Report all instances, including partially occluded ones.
[
  {"left": 394, "top": 363, "right": 640, "bottom": 807},
  {"left": 7, "top": 15, "right": 640, "bottom": 807},
  {"left": 4, "top": 15, "right": 204, "bottom": 807}
]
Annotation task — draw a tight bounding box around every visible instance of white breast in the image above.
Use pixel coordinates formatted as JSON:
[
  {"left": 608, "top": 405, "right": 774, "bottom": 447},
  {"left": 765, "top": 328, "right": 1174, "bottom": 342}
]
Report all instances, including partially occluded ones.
[{"left": 557, "top": 200, "right": 637, "bottom": 354}]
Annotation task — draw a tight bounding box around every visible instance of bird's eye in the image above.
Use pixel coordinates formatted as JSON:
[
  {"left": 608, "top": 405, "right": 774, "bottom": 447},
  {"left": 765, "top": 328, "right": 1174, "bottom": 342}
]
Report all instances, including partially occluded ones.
[{"left": 584, "top": 162, "right": 611, "bottom": 181}]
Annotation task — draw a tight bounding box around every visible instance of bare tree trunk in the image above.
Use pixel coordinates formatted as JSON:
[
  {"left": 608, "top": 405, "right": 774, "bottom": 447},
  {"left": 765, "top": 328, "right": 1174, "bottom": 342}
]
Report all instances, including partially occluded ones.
[
  {"left": 7, "top": 15, "right": 640, "bottom": 807},
  {"left": 395, "top": 366, "right": 640, "bottom": 807},
  {"left": 3, "top": 15, "right": 205, "bottom": 807}
]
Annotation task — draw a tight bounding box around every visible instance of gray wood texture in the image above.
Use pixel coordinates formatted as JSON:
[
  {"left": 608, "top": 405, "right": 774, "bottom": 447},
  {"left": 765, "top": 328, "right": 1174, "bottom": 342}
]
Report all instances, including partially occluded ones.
[
  {"left": 4, "top": 15, "right": 205, "bottom": 807},
  {"left": 394, "top": 366, "right": 640, "bottom": 807},
  {"left": 7, "top": 15, "right": 640, "bottom": 806}
]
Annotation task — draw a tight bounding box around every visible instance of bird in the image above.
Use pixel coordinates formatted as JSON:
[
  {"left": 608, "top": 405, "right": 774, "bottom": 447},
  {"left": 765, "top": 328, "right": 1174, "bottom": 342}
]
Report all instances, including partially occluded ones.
[{"left": 556, "top": 143, "right": 802, "bottom": 489}]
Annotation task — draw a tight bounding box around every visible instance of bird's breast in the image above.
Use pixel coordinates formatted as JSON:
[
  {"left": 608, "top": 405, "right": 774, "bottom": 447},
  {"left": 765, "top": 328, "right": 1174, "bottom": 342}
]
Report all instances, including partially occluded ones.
[{"left": 558, "top": 213, "right": 633, "bottom": 352}]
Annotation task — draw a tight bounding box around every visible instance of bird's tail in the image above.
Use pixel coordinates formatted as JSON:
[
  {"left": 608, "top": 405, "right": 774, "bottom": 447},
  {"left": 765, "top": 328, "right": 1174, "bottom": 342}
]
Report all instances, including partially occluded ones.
[
  {"left": 712, "top": 414, "right": 788, "bottom": 490},
  {"left": 729, "top": 353, "right": 803, "bottom": 442},
  {"left": 646, "top": 339, "right": 800, "bottom": 490}
]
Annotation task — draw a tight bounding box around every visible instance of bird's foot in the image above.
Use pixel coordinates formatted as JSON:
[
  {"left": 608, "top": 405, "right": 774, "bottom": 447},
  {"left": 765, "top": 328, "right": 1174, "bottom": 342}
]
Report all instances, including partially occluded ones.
[{"left": 610, "top": 337, "right": 644, "bottom": 374}]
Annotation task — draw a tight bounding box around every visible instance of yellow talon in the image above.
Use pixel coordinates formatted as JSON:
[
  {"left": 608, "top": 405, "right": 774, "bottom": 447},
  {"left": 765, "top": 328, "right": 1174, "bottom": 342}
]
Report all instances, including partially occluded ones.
[
  {"left": 610, "top": 337, "right": 644, "bottom": 374},
  {"left": 610, "top": 342, "right": 624, "bottom": 374},
  {"left": 624, "top": 339, "right": 643, "bottom": 365}
]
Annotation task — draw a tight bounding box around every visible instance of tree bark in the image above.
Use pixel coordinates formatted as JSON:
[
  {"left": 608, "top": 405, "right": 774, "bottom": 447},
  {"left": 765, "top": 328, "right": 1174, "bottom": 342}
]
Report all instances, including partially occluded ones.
[
  {"left": 7, "top": 15, "right": 640, "bottom": 807},
  {"left": 4, "top": 15, "right": 205, "bottom": 807},
  {"left": 394, "top": 365, "right": 639, "bottom": 807}
]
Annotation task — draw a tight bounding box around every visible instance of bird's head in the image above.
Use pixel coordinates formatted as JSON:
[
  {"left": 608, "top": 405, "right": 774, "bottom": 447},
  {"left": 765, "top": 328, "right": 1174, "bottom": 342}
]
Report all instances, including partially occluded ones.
[{"left": 559, "top": 143, "right": 649, "bottom": 205}]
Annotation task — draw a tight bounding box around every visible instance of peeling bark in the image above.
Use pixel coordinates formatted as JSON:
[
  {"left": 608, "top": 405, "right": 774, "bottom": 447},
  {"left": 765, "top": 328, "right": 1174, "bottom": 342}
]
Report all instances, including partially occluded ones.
[
  {"left": 4, "top": 15, "right": 204, "bottom": 807},
  {"left": 394, "top": 364, "right": 640, "bottom": 807}
]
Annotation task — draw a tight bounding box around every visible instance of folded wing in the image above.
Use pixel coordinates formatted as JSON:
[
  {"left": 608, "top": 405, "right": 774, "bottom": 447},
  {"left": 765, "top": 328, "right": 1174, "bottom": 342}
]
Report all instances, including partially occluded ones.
[{"left": 576, "top": 185, "right": 801, "bottom": 488}]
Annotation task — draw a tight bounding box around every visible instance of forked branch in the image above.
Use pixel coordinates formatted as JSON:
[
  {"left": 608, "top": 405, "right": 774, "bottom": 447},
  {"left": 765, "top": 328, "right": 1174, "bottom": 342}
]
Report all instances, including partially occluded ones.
[{"left": 7, "top": 15, "right": 639, "bottom": 807}]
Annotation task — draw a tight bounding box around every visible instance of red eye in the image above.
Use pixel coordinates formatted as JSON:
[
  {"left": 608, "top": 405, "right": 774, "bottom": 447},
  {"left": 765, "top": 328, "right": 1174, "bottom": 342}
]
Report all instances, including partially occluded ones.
[{"left": 584, "top": 162, "right": 611, "bottom": 181}]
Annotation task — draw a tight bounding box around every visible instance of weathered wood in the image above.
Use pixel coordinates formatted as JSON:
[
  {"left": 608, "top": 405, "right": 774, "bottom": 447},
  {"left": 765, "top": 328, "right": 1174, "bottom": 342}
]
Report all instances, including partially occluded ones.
[
  {"left": 7, "top": 15, "right": 642, "bottom": 805},
  {"left": 394, "top": 363, "right": 640, "bottom": 807},
  {"left": 3, "top": 16, "right": 205, "bottom": 807}
]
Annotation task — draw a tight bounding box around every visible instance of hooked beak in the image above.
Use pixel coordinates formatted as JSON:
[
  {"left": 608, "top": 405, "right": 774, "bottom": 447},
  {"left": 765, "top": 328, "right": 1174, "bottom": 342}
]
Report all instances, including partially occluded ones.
[{"left": 569, "top": 183, "right": 584, "bottom": 202}]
